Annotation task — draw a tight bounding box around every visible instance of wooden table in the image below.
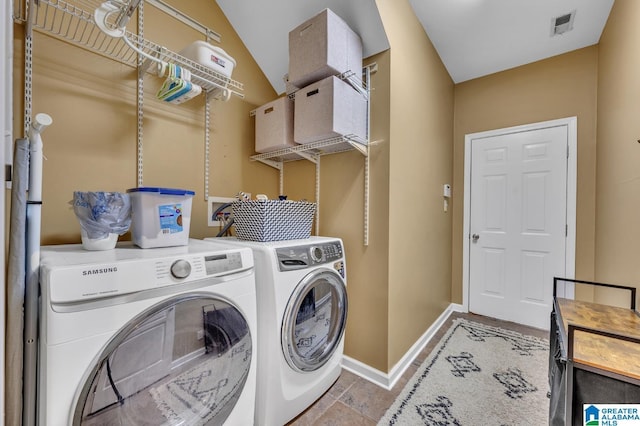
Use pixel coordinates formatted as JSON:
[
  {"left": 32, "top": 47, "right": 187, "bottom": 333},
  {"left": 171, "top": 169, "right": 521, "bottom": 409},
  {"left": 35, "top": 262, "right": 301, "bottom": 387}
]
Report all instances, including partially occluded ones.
[
  {"left": 550, "top": 295, "right": 640, "bottom": 426},
  {"left": 555, "top": 297, "right": 640, "bottom": 379}
]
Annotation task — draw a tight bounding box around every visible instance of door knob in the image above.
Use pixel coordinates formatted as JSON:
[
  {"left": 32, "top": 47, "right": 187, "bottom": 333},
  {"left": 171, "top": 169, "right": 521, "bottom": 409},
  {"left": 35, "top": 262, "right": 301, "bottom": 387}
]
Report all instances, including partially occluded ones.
[{"left": 472, "top": 234, "right": 480, "bottom": 242}]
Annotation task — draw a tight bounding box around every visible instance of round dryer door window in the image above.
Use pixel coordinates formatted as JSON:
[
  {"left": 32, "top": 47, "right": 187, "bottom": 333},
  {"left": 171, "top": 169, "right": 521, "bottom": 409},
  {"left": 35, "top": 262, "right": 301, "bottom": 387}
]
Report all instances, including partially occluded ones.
[
  {"left": 72, "top": 294, "right": 252, "bottom": 426},
  {"left": 281, "top": 268, "right": 348, "bottom": 372}
]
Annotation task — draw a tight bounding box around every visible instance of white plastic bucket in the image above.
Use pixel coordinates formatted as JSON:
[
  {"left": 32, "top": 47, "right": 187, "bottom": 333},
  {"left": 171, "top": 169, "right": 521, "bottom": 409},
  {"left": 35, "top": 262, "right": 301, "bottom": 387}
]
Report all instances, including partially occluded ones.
[
  {"left": 80, "top": 229, "right": 118, "bottom": 251},
  {"left": 127, "top": 187, "right": 195, "bottom": 248}
]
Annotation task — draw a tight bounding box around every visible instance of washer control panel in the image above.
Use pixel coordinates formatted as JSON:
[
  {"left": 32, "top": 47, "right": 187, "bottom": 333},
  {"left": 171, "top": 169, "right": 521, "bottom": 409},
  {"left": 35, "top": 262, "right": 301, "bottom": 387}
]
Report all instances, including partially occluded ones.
[
  {"left": 277, "top": 241, "right": 343, "bottom": 271},
  {"left": 155, "top": 251, "right": 244, "bottom": 282},
  {"left": 45, "top": 248, "right": 251, "bottom": 305},
  {"left": 203, "top": 252, "right": 244, "bottom": 275},
  {"left": 170, "top": 259, "right": 192, "bottom": 279}
]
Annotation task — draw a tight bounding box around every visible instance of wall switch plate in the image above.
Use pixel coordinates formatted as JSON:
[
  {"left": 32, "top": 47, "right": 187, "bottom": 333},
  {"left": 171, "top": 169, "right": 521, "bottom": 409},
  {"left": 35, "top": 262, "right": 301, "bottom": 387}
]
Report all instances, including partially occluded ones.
[
  {"left": 207, "top": 196, "right": 237, "bottom": 227},
  {"left": 443, "top": 184, "right": 451, "bottom": 198}
]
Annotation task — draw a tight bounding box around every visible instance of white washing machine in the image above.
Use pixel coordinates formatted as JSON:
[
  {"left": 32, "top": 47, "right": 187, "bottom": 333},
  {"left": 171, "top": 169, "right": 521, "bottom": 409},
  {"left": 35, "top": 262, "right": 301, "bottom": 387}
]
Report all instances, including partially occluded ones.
[
  {"left": 38, "top": 239, "right": 257, "bottom": 426},
  {"left": 205, "top": 236, "right": 348, "bottom": 426}
]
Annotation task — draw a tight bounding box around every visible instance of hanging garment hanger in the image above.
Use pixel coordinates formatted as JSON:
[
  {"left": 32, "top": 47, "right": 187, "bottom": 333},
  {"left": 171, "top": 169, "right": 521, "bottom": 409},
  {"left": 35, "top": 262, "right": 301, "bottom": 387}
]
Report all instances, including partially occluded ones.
[{"left": 93, "top": 1, "right": 232, "bottom": 101}]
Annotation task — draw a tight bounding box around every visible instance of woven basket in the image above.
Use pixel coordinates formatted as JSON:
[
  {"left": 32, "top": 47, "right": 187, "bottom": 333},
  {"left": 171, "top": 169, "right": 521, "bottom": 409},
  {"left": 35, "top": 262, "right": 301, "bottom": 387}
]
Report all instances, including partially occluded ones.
[{"left": 232, "top": 200, "right": 316, "bottom": 242}]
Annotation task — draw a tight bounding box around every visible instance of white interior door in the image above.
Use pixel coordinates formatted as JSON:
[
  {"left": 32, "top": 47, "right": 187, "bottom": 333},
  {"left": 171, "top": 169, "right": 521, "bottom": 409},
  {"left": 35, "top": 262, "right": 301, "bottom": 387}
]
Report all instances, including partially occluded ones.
[
  {"left": 90, "top": 307, "right": 176, "bottom": 412},
  {"left": 468, "top": 123, "right": 569, "bottom": 330}
]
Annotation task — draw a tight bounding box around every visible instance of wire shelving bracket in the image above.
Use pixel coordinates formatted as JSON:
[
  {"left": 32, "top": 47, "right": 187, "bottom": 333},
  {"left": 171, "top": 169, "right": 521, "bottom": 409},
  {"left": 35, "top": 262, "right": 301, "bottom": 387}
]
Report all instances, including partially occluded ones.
[{"left": 249, "top": 65, "right": 374, "bottom": 245}]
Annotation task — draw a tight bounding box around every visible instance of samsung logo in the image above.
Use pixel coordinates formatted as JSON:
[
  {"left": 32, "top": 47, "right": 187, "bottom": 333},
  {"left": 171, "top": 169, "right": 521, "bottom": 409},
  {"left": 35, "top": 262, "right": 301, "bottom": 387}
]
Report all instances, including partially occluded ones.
[{"left": 82, "top": 267, "right": 118, "bottom": 276}]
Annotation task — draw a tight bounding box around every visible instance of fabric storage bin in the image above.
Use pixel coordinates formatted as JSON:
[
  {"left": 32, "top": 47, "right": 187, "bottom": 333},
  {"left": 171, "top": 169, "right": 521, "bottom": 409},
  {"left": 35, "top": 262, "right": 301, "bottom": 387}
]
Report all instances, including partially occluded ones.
[
  {"left": 179, "top": 41, "right": 236, "bottom": 78},
  {"left": 127, "top": 187, "right": 195, "bottom": 248},
  {"left": 288, "top": 8, "right": 362, "bottom": 89},
  {"left": 294, "top": 75, "right": 367, "bottom": 144},
  {"left": 255, "top": 97, "right": 297, "bottom": 153},
  {"left": 232, "top": 200, "right": 316, "bottom": 242}
]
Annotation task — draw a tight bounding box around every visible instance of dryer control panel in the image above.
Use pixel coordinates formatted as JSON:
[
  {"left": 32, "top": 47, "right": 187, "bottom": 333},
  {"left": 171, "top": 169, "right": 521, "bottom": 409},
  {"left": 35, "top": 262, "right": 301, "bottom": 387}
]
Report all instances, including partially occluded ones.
[{"left": 276, "top": 241, "right": 343, "bottom": 272}]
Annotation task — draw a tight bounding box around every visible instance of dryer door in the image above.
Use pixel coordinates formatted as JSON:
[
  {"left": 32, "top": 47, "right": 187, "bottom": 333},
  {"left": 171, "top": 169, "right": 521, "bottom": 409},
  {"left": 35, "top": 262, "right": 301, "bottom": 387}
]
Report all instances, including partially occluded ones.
[
  {"left": 72, "top": 294, "right": 252, "bottom": 425},
  {"left": 281, "top": 268, "right": 348, "bottom": 372}
]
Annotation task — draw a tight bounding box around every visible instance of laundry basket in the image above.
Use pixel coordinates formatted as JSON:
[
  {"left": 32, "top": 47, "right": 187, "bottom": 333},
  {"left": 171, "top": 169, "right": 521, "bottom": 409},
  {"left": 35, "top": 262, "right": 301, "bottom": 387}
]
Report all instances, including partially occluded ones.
[{"left": 232, "top": 200, "right": 316, "bottom": 242}]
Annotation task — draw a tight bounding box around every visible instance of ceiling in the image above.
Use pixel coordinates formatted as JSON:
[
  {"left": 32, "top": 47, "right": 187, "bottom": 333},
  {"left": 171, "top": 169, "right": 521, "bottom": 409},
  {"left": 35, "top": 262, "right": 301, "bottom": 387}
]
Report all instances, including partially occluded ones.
[
  {"left": 410, "top": 0, "right": 615, "bottom": 83},
  {"left": 216, "top": 0, "right": 614, "bottom": 94}
]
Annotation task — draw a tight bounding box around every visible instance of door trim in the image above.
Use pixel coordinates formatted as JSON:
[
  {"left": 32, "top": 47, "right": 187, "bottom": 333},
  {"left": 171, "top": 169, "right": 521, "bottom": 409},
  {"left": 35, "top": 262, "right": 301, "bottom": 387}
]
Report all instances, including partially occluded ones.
[{"left": 462, "top": 117, "right": 577, "bottom": 313}]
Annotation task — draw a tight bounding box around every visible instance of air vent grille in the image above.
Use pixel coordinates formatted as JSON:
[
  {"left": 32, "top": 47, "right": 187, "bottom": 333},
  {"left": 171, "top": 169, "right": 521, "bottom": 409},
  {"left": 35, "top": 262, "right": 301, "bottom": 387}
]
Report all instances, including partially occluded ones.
[
  {"left": 551, "top": 10, "right": 576, "bottom": 36},
  {"left": 555, "top": 14, "right": 572, "bottom": 27}
]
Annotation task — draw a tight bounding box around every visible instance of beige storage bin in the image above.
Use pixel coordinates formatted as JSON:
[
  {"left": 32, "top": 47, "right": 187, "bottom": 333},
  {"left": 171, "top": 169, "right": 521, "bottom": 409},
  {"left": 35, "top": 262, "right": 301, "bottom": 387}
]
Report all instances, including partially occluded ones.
[
  {"left": 288, "top": 8, "right": 362, "bottom": 89},
  {"left": 255, "top": 97, "right": 297, "bottom": 153},
  {"left": 294, "top": 76, "right": 367, "bottom": 144}
]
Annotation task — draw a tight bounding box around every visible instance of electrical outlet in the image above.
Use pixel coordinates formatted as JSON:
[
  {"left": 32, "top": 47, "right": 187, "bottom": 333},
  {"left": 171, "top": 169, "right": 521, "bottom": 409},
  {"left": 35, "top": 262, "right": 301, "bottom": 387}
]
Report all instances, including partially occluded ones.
[{"left": 197, "top": 329, "right": 204, "bottom": 340}]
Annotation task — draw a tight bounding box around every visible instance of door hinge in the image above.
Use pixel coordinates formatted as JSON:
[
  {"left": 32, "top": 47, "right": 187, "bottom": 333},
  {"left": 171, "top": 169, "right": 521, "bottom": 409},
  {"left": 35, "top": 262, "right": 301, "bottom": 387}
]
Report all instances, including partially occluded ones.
[
  {"left": 567, "top": 145, "right": 569, "bottom": 159},
  {"left": 566, "top": 224, "right": 568, "bottom": 236}
]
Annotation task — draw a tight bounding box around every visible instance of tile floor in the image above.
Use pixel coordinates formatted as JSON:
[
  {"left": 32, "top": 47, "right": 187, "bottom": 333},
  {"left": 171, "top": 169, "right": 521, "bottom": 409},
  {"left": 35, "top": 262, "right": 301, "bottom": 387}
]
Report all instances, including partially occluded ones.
[{"left": 287, "top": 312, "right": 550, "bottom": 425}]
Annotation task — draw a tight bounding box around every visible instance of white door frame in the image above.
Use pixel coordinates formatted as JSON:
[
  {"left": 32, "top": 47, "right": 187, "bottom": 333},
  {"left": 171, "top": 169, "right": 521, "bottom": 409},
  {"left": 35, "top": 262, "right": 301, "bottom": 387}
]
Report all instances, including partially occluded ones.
[{"left": 462, "top": 117, "right": 577, "bottom": 313}]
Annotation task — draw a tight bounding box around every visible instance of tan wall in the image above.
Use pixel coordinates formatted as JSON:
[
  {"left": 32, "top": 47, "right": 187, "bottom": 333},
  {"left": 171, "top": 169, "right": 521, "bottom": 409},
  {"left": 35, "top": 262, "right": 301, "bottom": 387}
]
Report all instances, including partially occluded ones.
[
  {"left": 452, "top": 47, "right": 599, "bottom": 304},
  {"left": 377, "top": 0, "right": 454, "bottom": 369},
  {"left": 271, "top": 50, "right": 392, "bottom": 371},
  {"left": 12, "top": 0, "right": 277, "bottom": 246},
  {"left": 13, "top": 0, "right": 397, "bottom": 371},
  {"left": 322, "top": 51, "right": 393, "bottom": 371},
  {"left": 18, "top": 0, "right": 613, "bottom": 377},
  {"left": 595, "top": 0, "right": 640, "bottom": 307}
]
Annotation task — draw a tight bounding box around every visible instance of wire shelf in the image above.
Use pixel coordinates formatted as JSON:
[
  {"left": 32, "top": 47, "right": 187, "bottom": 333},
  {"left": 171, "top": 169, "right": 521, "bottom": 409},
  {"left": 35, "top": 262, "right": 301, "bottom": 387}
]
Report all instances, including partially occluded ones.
[
  {"left": 284, "top": 69, "right": 368, "bottom": 100},
  {"left": 250, "top": 135, "right": 368, "bottom": 164},
  {"left": 26, "top": 0, "right": 243, "bottom": 99},
  {"left": 249, "top": 68, "right": 370, "bottom": 163}
]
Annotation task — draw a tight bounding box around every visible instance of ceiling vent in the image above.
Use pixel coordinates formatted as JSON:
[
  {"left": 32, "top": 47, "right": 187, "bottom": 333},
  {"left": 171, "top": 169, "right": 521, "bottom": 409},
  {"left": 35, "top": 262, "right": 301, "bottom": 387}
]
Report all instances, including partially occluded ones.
[{"left": 551, "top": 10, "right": 576, "bottom": 36}]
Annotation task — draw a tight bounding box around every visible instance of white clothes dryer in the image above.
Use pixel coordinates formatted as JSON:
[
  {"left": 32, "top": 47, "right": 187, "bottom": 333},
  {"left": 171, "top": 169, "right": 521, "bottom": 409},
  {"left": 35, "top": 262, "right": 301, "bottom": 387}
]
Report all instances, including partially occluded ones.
[
  {"left": 38, "top": 239, "right": 257, "bottom": 426},
  {"left": 205, "top": 236, "right": 348, "bottom": 426}
]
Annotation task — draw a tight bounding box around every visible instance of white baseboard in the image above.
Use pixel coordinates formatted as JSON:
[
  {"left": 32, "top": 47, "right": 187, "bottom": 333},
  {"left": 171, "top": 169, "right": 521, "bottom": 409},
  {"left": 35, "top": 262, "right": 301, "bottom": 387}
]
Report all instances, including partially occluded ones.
[
  {"left": 449, "top": 303, "right": 465, "bottom": 313},
  {"left": 341, "top": 356, "right": 391, "bottom": 389},
  {"left": 171, "top": 347, "right": 206, "bottom": 371},
  {"left": 341, "top": 303, "right": 467, "bottom": 390}
]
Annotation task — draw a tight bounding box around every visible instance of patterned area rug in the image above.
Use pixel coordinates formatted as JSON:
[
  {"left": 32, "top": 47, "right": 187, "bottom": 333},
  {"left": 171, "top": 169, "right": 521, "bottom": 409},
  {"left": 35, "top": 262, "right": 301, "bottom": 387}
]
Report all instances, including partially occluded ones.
[
  {"left": 149, "top": 333, "right": 251, "bottom": 425},
  {"left": 378, "top": 318, "right": 550, "bottom": 425}
]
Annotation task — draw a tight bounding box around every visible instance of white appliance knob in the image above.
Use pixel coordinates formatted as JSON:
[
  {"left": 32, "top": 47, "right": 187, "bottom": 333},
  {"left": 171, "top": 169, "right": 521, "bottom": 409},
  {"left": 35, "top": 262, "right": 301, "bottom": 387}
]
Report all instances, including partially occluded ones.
[{"left": 170, "top": 259, "right": 191, "bottom": 279}]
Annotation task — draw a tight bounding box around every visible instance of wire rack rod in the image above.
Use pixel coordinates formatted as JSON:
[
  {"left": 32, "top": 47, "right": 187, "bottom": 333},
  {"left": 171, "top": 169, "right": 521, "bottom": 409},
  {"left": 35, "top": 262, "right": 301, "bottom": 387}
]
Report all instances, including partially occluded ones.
[
  {"left": 146, "top": 0, "right": 220, "bottom": 43},
  {"left": 136, "top": 1, "right": 144, "bottom": 187},
  {"left": 28, "top": 0, "right": 243, "bottom": 99},
  {"left": 283, "top": 69, "right": 368, "bottom": 100}
]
